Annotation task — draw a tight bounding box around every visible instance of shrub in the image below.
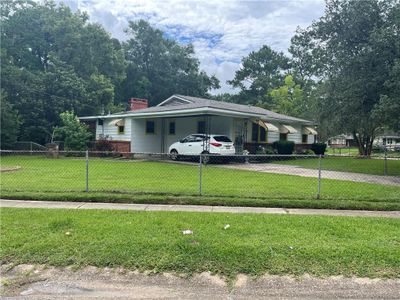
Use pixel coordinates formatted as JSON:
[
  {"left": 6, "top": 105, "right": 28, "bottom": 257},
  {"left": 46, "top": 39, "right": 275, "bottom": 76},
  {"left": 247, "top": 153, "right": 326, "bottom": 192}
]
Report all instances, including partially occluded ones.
[
  {"left": 311, "top": 143, "right": 327, "bottom": 155},
  {"left": 296, "top": 149, "right": 314, "bottom": 155},
  {"left": 255, "top": 146, "right": 276, "bottom": 155},
  {"left": 53, "top": 111, "right": 92, "bottom": 151},
  {"left": 94, "top": 136, "right": 114, "bottom": 152},
  {"left": 272, "top": 141, "right": 295, "bottom": 154}
]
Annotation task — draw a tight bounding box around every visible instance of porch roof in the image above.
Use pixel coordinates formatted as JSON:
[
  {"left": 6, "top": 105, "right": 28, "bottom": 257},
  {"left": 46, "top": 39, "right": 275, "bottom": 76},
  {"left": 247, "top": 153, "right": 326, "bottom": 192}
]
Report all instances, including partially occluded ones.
[{"left": 79, "top": 94, "right": 315, "bottom": 125}]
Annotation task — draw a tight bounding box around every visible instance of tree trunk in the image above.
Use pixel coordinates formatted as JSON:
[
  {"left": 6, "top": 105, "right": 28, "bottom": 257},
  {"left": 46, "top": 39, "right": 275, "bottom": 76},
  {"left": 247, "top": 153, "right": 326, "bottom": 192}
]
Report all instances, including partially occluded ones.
[{"left": 354, "top": 130, "right": 375, "bottom": 157}]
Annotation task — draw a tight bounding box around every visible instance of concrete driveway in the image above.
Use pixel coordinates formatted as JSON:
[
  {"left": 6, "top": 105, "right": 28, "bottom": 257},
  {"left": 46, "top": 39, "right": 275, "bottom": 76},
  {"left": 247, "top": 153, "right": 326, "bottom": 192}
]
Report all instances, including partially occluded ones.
[{"left": 220, "top": 163, "right": 400, "bottom": 186}]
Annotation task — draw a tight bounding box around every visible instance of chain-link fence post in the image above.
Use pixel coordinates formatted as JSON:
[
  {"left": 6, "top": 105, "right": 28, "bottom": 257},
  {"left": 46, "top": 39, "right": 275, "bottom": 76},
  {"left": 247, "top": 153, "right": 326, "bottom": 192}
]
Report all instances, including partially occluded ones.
[
  {"left": 316, "top": 154, "right": 322, "bottom": 199},
  {"left": 199, "top": 154, "right": 203, "bottom": 195},
  {"left": 85, "top": 150, "right": 89, "bottom": 192},
  {"left": 384, "top": 148, "right": 388, "bottom": 176}
]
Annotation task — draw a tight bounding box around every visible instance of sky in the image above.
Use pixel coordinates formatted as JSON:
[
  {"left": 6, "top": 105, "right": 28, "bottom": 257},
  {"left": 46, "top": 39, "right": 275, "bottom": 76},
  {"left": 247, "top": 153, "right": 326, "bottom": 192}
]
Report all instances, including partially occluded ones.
[{"left": 56, "top": 0, "right": 326, "bottom": 94}]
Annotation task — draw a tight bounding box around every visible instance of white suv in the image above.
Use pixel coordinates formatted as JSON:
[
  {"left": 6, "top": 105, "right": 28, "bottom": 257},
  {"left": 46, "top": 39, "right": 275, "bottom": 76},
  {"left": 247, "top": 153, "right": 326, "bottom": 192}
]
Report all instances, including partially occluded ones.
[{"left": 169, "top": 134, "right": 235, "bottom": 160}]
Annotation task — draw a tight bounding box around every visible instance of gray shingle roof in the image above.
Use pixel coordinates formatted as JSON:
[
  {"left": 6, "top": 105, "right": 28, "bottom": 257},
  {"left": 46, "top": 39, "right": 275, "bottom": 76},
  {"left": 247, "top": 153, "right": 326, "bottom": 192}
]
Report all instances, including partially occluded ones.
[
  {"left": 102, "top": 94, "right": 314, "bottom": 124},
  {"left": 173, "top": 95, "right": 313, "bottom": 124}
]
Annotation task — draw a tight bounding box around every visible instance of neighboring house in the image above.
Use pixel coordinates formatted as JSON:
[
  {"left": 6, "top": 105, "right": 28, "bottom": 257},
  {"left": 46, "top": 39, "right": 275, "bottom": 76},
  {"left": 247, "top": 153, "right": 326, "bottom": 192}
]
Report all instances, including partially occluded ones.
[
  {"left": 374, "top": 131, "right": 400, "bottom": 150},
  {"left": 327, "top": 134, "right": 356, "bottom": 148},
  {"left": 79, "top": 94, "right": 318, "bottom": 154},
  {"left": 328, "top": 131, "right": 400, "bottom": 150}
]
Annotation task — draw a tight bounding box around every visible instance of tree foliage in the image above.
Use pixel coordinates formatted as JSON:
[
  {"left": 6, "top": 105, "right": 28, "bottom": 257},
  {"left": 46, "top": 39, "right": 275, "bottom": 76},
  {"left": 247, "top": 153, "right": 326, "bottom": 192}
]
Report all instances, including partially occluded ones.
[
  {"left": 227, "top": 45, "right": 290, "bottom": 105},
  {"left": 53, "top": 111, "right": 92, "bottom": 151},
  {"left": 268, "top": 75, "right": 311, "bottom": 119},
  {"left": 1, "top": 1, "right": 125, "bottom": 144},
  {"left": 1, "top": 3, "right": 220, "bottom": 146},
  {"left": 119, "top": 20, "right": 219, "bottom": 106},
  {"left": 0, "top": 90, "right": 20, "bottom": 149},
  {"left": 290, "top": 0, "right": 400, "bottom": 155}
]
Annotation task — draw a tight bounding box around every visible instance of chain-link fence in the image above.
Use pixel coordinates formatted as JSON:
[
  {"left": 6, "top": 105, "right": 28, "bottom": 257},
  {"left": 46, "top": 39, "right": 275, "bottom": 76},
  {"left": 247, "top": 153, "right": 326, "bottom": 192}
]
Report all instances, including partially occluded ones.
[{"left": 1, "top": 150, "right": 399, "bottom": 202}]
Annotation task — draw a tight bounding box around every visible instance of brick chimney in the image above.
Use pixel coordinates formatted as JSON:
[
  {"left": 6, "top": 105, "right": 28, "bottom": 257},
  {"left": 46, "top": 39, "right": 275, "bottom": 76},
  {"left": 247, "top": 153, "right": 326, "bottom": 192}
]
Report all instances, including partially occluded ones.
[{"left": 129, "top": 98, "right": 148, "bottom": 111}]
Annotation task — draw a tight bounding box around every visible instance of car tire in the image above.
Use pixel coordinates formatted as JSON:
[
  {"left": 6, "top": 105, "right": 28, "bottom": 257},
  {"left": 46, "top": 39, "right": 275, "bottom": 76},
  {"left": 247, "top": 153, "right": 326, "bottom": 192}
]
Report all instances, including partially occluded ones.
[{"left": 170, "top": 149, "right": 179, "bottom": 161}]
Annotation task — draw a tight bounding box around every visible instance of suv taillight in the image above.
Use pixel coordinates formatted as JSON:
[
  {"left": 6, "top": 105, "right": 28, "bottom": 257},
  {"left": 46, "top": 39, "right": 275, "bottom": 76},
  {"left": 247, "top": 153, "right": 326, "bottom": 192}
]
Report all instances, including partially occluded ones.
[{"left": 210, "top": 142, "right": 222, "bottom": 147}]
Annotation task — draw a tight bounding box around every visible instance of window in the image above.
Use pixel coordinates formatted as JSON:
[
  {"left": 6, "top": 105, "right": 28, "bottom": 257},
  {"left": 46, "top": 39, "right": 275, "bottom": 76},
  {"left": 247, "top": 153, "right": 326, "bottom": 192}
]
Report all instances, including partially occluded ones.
[
  {"left": 184, "top": 135, "right": 200, "bottom": 143},
  {"left": 251, "top": 123, "right": 267, "bottom": 142},
  {"left": 118, "top": 125, "right": 125, "bottom": 134},
  {"left": 197, "top": 121, "right": 206, "bottom": 134},
  {"left": 169, "top": 122, "right": 175, "bottom": 135},
  {"left": 213, "top": 136, "right": 232, "bottom": 143},
  {"left": 302, "top": 134, "right": 308, "bottom": 143},
  {"left": 251, "top": 123, "right": 258, "bottom": 142},
  {"left": 280, "top": 133, "right": 288, "bottom": 141},
  {"left": 259, "top": 126, "right": 266, "bottom": 142},
  {"left": 98, "top": 119, "right": 103, "bottom": 126},
  {"left": 145, "top": 120, "right": 155, "bottom": 134}
]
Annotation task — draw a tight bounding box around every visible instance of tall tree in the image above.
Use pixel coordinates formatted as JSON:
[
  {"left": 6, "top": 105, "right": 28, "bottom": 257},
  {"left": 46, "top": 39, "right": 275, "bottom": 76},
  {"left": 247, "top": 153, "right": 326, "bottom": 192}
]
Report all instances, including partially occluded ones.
[
  {"left": 227, "top": 45, "right": 290, "bottom": 105},
  {"left": 290, "top": 0, "right": 400, "bottom": 155},
  {"left": 0, "top": 90, "right": 20, "bottom": 149},
  {"left": 120, "top": 20, "right": 219, "bottom": 106},
  {"left": 1, "top": 1, "right": 125, "bottom": 144}
]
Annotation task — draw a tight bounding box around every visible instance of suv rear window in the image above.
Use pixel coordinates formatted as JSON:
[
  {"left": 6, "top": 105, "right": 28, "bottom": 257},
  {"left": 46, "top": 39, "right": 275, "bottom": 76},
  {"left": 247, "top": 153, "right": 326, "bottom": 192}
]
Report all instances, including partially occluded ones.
[{"left": 213, "top": 136, "right": 232, "bottom": 142}]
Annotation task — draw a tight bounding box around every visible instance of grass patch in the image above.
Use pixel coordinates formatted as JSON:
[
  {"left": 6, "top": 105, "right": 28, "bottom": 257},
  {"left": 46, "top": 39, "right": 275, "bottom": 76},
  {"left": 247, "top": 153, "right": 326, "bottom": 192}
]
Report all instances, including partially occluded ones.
[
  {"left": 278, "top": 156, "right": 400, "bottom": 176},
  {"left": 1, "top": 208, "right": 399, "bottom": 278},
  {"left": 1, "top": 156, "right": 399, "bottom": 202},
  {"left": 325, "top": 147, "right": 360, "bottom": 155},
  {"left": 2, "top": 190, "right": 400, "bottom": 211}
]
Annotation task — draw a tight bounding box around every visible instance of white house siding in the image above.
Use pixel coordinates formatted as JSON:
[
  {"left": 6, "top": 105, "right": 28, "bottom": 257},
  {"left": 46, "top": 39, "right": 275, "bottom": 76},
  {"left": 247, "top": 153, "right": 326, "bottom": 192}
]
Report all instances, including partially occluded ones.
[
  {"left": 95, "top": 118, "right": 131, "bottom": 142},
  {"left": 163, "top": 117, "right": 198, "bottom": 152},
  {"left": 287, "top": 125, "right": 303, "bottom": 144},
  {"left": 130, "top": 118, "right": 162, "bottom": 153},
  {"left": 267, "top": 131, "right": 280, "bottom": 143},
  {"left": 209, "top": 116, "right": 233, "bottom": 138}
]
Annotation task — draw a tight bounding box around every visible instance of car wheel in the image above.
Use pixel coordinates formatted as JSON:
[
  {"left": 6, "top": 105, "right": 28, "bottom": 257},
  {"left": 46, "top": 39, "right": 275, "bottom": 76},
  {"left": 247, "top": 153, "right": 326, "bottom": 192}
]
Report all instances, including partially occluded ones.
[
  {"left": 170, "top": 149, "right": 179, "bottom": 161},
  {"left": 201, "top": 151, "right": 210, "bottom": 164}
]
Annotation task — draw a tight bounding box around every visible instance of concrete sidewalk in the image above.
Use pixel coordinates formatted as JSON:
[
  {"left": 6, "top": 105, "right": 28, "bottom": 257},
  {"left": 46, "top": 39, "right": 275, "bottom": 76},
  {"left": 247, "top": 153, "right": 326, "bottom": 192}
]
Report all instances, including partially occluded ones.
[{"left": 1, "top": 199, "right": 399, "bottom": 218}]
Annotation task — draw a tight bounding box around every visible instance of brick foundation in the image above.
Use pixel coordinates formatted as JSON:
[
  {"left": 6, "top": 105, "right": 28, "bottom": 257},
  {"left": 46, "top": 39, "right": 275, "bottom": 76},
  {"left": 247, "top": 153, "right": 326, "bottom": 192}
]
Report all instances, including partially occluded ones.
[{"left": 109, "top": 141, "right": 131, "bottom": 153}]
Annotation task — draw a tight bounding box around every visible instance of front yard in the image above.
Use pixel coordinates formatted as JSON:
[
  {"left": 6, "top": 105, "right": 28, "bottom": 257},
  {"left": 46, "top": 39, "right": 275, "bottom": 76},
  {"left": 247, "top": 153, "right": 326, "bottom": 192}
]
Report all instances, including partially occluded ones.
[
  {"left": 1, "top": 155, "right": 399, "bottom": 211},
  {"left": 1, "top": 208, "right": 399, "bottom": 279}
]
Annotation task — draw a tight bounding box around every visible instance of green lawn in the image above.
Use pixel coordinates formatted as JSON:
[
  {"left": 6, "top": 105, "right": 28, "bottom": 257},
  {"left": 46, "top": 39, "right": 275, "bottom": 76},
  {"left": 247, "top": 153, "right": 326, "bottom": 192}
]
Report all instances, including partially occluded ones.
[
  {"left": 1, "top": 155, "right": 399, "bottom": 211},
  {"left": 279, "top": 156, "right": 400, "bottom": 176},
  {"left": 1, "top": 208, "right": 399, "bottom": 278},
  {"left": 325, "top": 147, "right": 400, "bottom": 158},
  {"left": 325, "top": 147, "right": 360, "bottom": 155}
]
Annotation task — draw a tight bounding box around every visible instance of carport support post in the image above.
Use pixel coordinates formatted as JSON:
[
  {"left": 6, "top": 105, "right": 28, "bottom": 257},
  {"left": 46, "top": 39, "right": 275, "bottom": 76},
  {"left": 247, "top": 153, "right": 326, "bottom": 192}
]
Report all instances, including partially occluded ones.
[
  {"left": 85, "top": 150, "right": 89, "bottom": 192},
  {"left": 317, "top": 154, "right": 322, "bottom": 199},
  {"left": 199, "top": 154, "right": 203, "bottom": 195}
]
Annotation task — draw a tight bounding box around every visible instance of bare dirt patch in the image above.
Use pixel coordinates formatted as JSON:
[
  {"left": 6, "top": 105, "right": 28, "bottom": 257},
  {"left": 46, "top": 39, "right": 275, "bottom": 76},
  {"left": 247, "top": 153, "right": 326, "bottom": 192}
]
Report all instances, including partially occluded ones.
[
  {"left": 1, "top": 264, "right": 400, "bottom": 299},
  {"left": 0, "top": 166, "right": 21, "bottom": 172}
]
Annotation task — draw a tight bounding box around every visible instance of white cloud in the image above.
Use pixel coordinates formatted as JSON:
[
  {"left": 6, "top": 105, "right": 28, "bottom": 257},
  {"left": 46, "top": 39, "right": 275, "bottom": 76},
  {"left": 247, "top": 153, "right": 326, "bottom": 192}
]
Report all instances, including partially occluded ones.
[{"left": 58, "top": 0, "right": 325, "bottom": 94}]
